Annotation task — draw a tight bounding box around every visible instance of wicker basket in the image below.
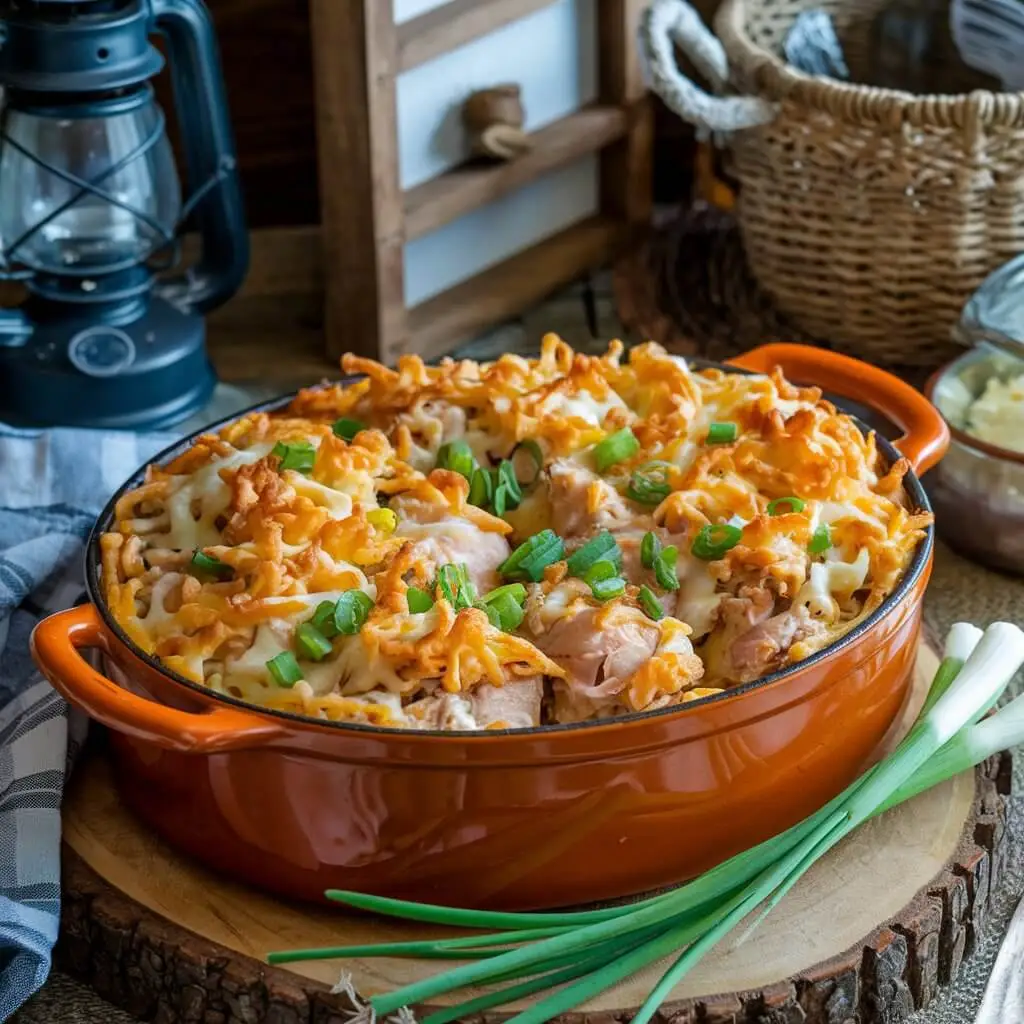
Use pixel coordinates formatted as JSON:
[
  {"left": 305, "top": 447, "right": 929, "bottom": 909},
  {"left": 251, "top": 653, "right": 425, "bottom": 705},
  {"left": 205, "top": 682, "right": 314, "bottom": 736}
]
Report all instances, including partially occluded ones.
[{"left": 640, "top": 0, "right": 1024, "bottom": 368}]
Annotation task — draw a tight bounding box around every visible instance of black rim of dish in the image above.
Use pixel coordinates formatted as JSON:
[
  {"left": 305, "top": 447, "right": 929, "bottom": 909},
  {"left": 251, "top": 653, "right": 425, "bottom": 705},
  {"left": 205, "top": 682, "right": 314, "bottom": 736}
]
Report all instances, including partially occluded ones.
[{"left": 84, "top": 359, "right": 935, "bottom": 739}]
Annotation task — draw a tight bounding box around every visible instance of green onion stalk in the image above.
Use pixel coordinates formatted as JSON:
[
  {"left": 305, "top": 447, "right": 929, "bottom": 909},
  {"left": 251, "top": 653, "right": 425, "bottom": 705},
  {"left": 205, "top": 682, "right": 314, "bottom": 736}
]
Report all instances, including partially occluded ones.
[{"left": 267, "top": 621, "right": 1024, "bottom": 1024}]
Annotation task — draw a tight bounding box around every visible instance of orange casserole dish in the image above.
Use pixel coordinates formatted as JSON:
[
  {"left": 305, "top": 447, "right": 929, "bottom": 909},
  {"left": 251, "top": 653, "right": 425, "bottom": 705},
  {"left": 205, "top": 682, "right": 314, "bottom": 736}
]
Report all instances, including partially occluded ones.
[{"left": 32, "top": 342, "right": 949, "bottom": 909}]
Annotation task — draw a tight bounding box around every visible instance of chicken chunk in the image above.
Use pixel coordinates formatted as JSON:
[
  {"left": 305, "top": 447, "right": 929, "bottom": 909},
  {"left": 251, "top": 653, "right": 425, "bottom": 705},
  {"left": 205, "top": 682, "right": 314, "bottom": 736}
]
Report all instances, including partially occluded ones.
[
  {"left": 701, "top": 587, "right": 829, "bottom": 684},
  {"left": 406, "top": 677, "right": 543, "bottom": 730},
  {"left": 698, "top": 584, "right": 774, "bottom": 682},
  {"left": 532, "top": 605, "right": 702, "bottom": 723},
  {"left": 719, "top": 585, "right": 776, "bottom": 638},
  {"left": 471, "top": 676, "right": 544, "bottom": 729},
  {"left": 547, "top": 458, "right": 635, "bottom": 537},
  {"left": 725, "top": 605, "right": 829, "bottom": 682},
  {"left": 394, "top": 401, "right": 469, "bottom": 472},
  {"left": 392, "top": 494, "right": 510, "bottom": 593}
]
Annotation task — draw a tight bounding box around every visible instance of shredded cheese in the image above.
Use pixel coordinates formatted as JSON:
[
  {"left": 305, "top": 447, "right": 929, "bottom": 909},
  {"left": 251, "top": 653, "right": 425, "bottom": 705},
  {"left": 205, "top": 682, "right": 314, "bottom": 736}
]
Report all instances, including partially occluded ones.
[{"left": 101, "top": 336, "right": 929, "bottom": 730}]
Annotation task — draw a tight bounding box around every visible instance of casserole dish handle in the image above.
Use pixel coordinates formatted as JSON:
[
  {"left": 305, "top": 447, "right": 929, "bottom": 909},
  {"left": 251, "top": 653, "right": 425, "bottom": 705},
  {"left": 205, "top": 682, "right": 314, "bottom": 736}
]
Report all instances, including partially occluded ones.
[
  {"left": 728, "top": 343, "right": 950, "bottom": 474},
  {"left": 32, "top": 605, "right": 289, "bottom": 754}
]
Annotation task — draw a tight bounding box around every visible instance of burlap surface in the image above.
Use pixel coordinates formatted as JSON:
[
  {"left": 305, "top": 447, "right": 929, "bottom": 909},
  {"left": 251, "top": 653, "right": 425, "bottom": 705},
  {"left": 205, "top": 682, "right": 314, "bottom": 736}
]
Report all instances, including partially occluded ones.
[{"left": 12, "top": 538, "right": 1023, "bottom": 1023}]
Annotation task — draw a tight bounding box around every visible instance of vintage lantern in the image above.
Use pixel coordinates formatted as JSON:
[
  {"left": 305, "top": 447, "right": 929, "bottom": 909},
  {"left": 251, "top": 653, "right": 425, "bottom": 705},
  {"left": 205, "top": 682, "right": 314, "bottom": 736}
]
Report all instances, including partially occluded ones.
[{"left": 0, "top": 0, "right": 248, "bottom": 428}]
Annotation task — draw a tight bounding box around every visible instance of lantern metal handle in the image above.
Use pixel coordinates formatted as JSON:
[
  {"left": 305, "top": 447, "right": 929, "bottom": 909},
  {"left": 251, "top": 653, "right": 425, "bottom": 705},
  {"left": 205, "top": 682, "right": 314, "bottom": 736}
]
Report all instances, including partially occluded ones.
[{"left": 149, "top": 0, "right": 248, "bottom": 314}]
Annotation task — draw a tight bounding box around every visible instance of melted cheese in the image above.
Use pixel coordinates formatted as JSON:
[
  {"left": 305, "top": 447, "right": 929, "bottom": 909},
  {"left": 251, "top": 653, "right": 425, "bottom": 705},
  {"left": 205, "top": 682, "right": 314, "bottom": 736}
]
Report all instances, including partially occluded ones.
[
  {"left": 538, "top": 388, "right": 627, "bottom": 426},
  {"left": 793, "top": 565, "right": 839, "bottom": 621},
  {"left": 423, "top": 694, "right": 478, "bottom": 730},
  {"left": 222, "top": 588, "right": 375, "bottom": 694},
  {"left": 290, "top": 474, "right": 358, "bottom": 517},
  {"left": 397, "top": 517, "right": 490, "bottom": 545},
  {"left": 103, "top": 336, "right": 928, "bottom": 731},
  {"left": 224, "top": 620, "right": 313, "bottom": 685},
  {"left": 136, "top": 572, "right": 186, "bottom": 634},
  {"left": 536, "top": 581, "right": 589, "bottom": 627},
  {"left": 823, "top": 547, "right": 871, "bottom": 596},
  {"left": 812, "top": 500, "right": 880, "bottom": 529},
  {"left": 154, "top": 443, "right": 273, "bottom": 549},
  {"left": 675, "top": 559, "right": 722, "bottom": 639},
  {"left": 370, "top": 607, "right": 440, "bottom": 644},
  {"left": 664, "top": 438, "right": 699, "bottom": 472},
  {"left": 266, "top": 584, "right": 374, "bottom": 609},
  {"left": 793, "top": 548, "right": 870, "bottom": 622},
  {"left": 334, "top": 633, "right": 416, "bottom": 695}
]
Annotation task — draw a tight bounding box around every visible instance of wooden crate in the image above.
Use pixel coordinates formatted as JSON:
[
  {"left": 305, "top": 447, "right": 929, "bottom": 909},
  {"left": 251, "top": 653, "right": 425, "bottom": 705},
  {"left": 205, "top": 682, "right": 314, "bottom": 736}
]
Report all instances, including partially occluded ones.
[{"left": 309, "top": 0, "right": 653, "bottom": 364}]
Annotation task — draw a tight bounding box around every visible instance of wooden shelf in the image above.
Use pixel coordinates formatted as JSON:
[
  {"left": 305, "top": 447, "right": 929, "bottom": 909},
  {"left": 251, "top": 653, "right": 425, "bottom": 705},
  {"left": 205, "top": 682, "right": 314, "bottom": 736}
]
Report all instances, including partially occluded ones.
[
  {"left": 403, "top": 104, "right": 629, "bottom": 241},
  {"left": 404, "top": 215, "right": 621, "bottom": 363},
  {"left": 206, "top": 293, "right": 335, "bottom": 386},
  {"left": 397, "top": 0, "right": 555, "bottom": 71},
  {"left": 310, "top": 0, "right": 650, "bottom": 361}
]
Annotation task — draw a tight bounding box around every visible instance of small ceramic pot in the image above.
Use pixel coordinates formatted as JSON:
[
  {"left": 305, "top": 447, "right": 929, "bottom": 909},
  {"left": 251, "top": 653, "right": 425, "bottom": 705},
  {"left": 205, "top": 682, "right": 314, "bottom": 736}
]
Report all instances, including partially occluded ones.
[{"left": 926, "top": 344, "right": 1024, "bottom": 574}]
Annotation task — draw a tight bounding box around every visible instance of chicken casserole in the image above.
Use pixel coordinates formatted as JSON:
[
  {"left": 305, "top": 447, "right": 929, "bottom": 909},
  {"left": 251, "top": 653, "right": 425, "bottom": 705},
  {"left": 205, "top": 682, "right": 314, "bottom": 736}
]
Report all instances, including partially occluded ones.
[{"left": 101, "top": 337, "right": 932, "bottom": 731}]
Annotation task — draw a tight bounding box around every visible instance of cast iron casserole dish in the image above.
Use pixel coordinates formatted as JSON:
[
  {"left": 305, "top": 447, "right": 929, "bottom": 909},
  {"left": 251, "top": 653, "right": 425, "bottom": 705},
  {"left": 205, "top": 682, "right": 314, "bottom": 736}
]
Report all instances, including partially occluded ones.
[{"left": 32, "top": 345, "right": 949, "bottom": 910}]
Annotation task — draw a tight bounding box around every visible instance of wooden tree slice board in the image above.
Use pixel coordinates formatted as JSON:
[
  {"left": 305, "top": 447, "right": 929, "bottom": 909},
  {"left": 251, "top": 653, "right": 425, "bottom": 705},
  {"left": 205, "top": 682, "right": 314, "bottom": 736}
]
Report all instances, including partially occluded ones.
[{"left": 57, "top": 641, "right": 1013, "bottom": 1024}]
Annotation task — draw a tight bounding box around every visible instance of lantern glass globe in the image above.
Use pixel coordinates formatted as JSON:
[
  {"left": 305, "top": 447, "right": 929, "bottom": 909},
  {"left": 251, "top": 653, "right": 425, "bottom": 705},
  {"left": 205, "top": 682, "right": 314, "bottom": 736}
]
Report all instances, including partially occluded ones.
[{"left": 0, "top": 95, "right": 182, "bottom": 272}]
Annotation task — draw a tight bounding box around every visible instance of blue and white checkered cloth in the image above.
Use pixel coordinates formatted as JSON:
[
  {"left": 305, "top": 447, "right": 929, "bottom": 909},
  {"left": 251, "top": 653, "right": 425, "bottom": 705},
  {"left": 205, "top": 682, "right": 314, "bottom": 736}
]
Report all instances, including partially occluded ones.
[{"left": 0, "top": 424, "right": 177, "bottom": 1020}]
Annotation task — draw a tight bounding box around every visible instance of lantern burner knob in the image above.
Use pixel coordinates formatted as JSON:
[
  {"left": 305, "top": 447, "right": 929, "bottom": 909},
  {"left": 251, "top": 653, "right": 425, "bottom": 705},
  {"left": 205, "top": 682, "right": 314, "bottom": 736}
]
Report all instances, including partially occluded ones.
[{"left": 67, "top": 326, "right": 136, "bottom": 377}]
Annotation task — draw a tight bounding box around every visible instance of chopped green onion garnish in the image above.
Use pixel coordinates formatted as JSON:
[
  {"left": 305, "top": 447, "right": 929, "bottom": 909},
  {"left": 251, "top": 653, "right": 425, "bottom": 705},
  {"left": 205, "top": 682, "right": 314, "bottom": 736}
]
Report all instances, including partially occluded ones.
[
  {"left": 479, "top": 591, "right": 525, "bottom": 632},
  {"left": 332, "top": 590, "right": 374, "bottom": 634},
  {"left": 691, "top": 524, "right": 743, "bottom": 561},
  {"left": 437, "top": 563, "right": 475, "bottom": 610},
  {"left": 566, "top": 531, "right": 621, "bottom": 577},
  {"left": 497, "top": 460, "right": 523, "bottom": 506},
  {"left": 488, "top": 461, "right": 523, "bottom": 518},
  {"left": 332, "top": 418, "right": 365, "bottom": 441},
  {"left": 459, "top": 565, "right": 478, "bottom": 606},
  {"left": 468, "top": 468, "right": 493, "bottom": 508},
  {"left": 406, "top": 587, "right": 434, "bottom": 613},
  {"left": 638, "top": 584, "right": 664, "bottom": 620},
  {"left": 436, "top": 440, "right": 476, "bottom": 481},
  {"left": 583, "top": 559, "right": 618, "bottom": 586},
  {"left": 311, "top": 600, "right": 339, "bottom": 638},
  {"left": 492, "top": 482, "right": 509, "bottom": 517},
  {"left": 626, "top": 461, "right": 673, "bottom": 506},
  {"left": 593, "top": 428, "right": 640, "bottom": 473},
  {"left": 479, "top": 601, "right": 503, "bottom": 629},
  {"left": 272, "top": 440, "right": 316, "bottom": 474},
  {"left": 809, "top": 523, "right": 832, "bottom": 555},
  {"left": 499, "top": 529, "right": 565, "bottom": 582},
  {"left": 510, "top": 440, "right": 544, "bottom": 486},
  {"left": 767, "top": 496, "right": 806, "bottom": 516},
  {"left": 190, "top": 550, "right": 233, "bottom": 579},
  {"left": 706, "top": 421, "right": 738, "bottom": 444},
  {"left": 296, "top": 622, "right": 333, "bottom": 661},
  {"left": 590, "top": 576, "right": 626, "bottom": 601},
  {"left": 437, "top": 565, "right": 458, "bottom": 605},
  {"left": 481, "top": 583, "right": 527, "bottom": 606},
  {"left": 640, "top": 531, "right": 661, "bottom": 569},
  {"left": 654, "top": 545, "right": 681, "bottom": 590},
  {"left": 266, "top": 651, "right": 302, "bottom": 687}
]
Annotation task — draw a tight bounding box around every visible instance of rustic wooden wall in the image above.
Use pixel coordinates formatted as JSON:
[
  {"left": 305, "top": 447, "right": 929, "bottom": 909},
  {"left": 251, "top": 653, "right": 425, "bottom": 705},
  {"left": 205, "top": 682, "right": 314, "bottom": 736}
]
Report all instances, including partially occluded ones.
[
  {"left": 162, "top": 0, "right": 720, "bottom": 229},
  {"left": 155, "top": 0, "right": 320, "bottom": 228}
]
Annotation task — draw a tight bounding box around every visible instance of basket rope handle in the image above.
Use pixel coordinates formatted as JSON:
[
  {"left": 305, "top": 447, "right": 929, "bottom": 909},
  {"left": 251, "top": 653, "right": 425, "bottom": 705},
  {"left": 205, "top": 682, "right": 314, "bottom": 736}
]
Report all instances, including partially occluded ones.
[{"left": 639, "top": 0, "right": 778, "bottom": 134}]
